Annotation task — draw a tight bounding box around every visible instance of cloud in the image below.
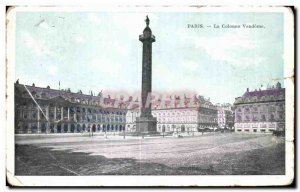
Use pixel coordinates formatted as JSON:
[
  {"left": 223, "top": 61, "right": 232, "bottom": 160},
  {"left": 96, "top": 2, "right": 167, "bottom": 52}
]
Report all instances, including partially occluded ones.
[
  {"left": 113, "top": 42, "right": 128, "bottom": 56},
  {"left": 183, "top": 61, "right": 199, "bottom": 71},
  {"left": 21, "top": 31, "right": 52, "bottom": 56},
  {"left": 87, "top": 13, "right": 101, "bottom": 25},
  {"left": 154, "top": 63, "right": 200, "bottom": 91},
  {"left": 179, "top": 30, "right": 266, "bottom": 68},
  {"left": 16, "top": 75, "right": 53, "bottom": 89},
  {"left": 73, "top": 36, "right": 85, "bottom": 44},
  {"left": 91, "top": 58, "right": 124, "bottom": 78},
  {"left": 47, "top": 65, "right": 58, "bottom": 76},
  {"left": 38, "top": 21, "right": 56, "bottom": 33},
  {"left": 112, "top": 13, "right": 159, "bottom": 39}
]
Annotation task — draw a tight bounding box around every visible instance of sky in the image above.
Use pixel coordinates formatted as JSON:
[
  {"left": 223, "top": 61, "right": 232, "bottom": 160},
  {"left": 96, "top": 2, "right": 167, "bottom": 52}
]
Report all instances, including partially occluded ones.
[{"left": 15, "top": 11, "right": 284, "bottom": 104}]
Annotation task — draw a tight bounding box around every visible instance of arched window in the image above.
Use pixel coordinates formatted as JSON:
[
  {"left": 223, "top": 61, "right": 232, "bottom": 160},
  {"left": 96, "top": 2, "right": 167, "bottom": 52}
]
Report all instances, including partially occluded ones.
[
  {"left": 76, "top": 124, "right": 81, "bottom": 132},
  {"left": 162, "top": 125, "right": 166, "bottom": 132}
]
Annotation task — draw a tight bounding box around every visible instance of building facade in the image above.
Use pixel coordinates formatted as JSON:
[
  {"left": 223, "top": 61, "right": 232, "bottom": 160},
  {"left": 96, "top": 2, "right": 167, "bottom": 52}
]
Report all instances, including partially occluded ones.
[
  {"left": 216, "top": 103, "right": 234, "bottom": 129},
  {"left": 15, "top": 82, "right": 219, "bottom": 135},
  {"left": 233, "top": 82, "right": 285, "bottom": 133},
  {"left": 126, "top": 95, "right": 218, "bottom": 133},
  {"left": 15, "top": 82, "right": 127, "bottom": 134}
]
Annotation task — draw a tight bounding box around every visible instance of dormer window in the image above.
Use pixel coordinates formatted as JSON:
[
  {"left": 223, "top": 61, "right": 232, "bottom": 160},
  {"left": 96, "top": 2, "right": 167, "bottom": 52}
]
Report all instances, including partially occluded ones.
[
  {"left": 31, "top": 91, "right": 37, "bottom": 97},
  {"left": 22, "top": 91, "right": 28, "bottom": 96},
  {"left": 41, "top": 93, "right": 47, "bottom": 98}
]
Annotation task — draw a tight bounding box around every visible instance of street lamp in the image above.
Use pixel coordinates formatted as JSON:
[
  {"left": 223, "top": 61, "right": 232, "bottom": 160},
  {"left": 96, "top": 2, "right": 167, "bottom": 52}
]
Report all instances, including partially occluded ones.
[
  {"left": 104, "top": 112, "right": 108, "bottom": 139},
  {"left": 88, "top": 114, "right": 93, "bottom": 137},
  {"left": 131, "top": 111, "right": 134, "bottom": 132},
  {"left": 123, "top": 113, "right": 126, "bottom": 139}
]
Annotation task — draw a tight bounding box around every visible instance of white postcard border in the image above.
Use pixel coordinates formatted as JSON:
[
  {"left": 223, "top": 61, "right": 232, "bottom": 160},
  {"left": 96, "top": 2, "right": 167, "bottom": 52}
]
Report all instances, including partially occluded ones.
[{"left": 6, "top": 6, "right": 294, "bottom": 187}]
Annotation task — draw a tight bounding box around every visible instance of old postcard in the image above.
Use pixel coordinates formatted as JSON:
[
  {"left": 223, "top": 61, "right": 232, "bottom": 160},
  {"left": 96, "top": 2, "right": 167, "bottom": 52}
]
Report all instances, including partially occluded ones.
[{"left": 6, "top": 6, "right": 294, "bottom": 186}]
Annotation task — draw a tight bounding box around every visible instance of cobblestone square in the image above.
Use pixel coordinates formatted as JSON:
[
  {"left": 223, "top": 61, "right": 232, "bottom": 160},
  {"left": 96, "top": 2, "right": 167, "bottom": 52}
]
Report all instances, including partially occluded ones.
[{"left": 15, "top": 133, "right": 285, "bottom": 175}]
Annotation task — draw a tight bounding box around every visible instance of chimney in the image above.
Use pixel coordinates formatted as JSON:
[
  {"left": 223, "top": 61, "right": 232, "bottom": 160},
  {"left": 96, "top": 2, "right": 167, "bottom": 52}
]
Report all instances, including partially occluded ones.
[
  {"left": 276, "top": 82, "right": 281, "bottom": 89},
  {"left": 246, "top": 88, "right": 249, "bottom": 92}
]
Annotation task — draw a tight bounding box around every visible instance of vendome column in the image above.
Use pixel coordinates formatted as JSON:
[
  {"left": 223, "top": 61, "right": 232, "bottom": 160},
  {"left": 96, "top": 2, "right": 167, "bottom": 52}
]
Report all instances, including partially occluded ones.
[{"left": 135, "top": 16, "right": 157, "bottom": 134}]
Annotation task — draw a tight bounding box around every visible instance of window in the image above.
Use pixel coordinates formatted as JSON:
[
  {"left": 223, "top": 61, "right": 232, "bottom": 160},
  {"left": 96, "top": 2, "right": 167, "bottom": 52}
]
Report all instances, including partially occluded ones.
[
  {"left": 23, "top": 111, "right": 28, "bottom": 119},
  {"left": 279, "top": 112, "right": 284, "bottom": 120},
  {"left": 245, "top": 115, "right": 250, "bottom": 121},
  {"left": 252, "top": 115, "right": 258, "bottom": 121},
  {"left": 32, "top": 112, "right": 37, "bottom": 119},
  {"left": 237, "top": 115, "right": 242, "bottom": 122},
  {"left": 269, "top": 106, "right": 276, "bottom": 112},
  {"left": 270, "top": 114, "right": 275, "bottom": 121},
  {"left": 260, "top": 106, "right": 267, "bottom": 112},
  {"left": 278, "top": 104, "right": 284, "bottom": 111},
  {"left": 41, "top": 93, "right": 47, "bottom": 98}
]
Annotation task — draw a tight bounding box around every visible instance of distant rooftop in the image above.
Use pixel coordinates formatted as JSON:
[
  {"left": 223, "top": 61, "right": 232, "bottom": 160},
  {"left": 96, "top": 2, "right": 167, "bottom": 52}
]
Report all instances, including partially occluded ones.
[
  {"left": 15, "top": 81, "right": 218, "bottom": 110},
  {"left": 234, "top": 82, "right": 285, "bottom": 104}
]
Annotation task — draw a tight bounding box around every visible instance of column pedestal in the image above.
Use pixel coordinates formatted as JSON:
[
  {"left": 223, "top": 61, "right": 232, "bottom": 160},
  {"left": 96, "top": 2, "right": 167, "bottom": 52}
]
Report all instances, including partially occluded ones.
[{"left": 136, "top": 116, "right": 158, "bottom": 135}]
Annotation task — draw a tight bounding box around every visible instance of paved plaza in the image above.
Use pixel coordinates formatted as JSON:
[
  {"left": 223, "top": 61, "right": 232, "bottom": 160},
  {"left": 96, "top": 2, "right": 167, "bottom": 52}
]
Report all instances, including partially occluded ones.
[{"left": 15, "top": 133, "right": 285, "bottom": 175}]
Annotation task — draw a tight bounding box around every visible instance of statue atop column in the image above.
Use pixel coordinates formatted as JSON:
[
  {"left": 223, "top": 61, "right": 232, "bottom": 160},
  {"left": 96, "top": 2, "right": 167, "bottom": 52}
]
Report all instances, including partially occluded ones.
[{"left": 145, "top": 15, "right": 149, "bottom": 26}]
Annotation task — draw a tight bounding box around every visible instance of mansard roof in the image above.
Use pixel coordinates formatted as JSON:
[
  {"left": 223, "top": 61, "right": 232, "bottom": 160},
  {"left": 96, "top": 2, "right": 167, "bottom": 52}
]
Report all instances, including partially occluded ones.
[
  {"left": 16, "top": 83, "right": 99, "bottom": 100},
  {"left": 242, "top": 88, "right": 285, "bottom": 98},
  {"left": 235, "top": 87, "right": 285, "bottom": 105},
  {"left": 15, "top": 83, "right": 218, "bottom": 110},
  {"left": 14, "top": 83, "right": 128, "bottom": 108}
]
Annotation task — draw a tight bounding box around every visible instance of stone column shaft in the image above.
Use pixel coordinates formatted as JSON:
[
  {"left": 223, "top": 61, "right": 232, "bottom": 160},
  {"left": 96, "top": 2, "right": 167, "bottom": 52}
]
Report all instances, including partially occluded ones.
[{"left": 141, "top": 40, "right": 153, "bottom": 117}]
